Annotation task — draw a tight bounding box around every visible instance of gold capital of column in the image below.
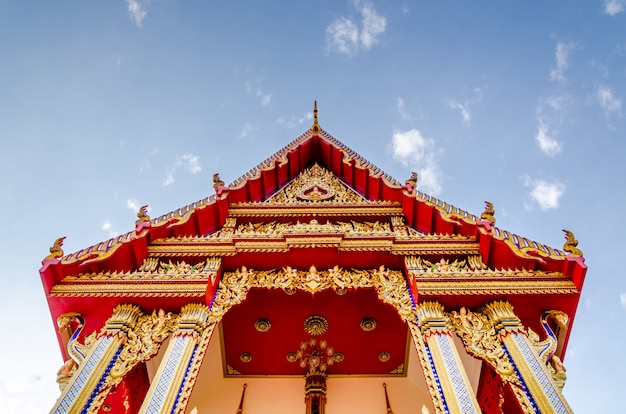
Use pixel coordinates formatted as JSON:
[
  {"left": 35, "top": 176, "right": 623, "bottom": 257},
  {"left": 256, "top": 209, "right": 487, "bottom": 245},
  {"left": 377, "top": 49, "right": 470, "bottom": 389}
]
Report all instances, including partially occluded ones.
[
  {"left": 104, "top": 304, "right": 143, "bottom": 333},
  {"left": 483, "top": 301, "right": 522, "bottom": 333},
  {"left": 415, "top": 301, "right": 447, "bottom": 333},
  {"left": 176, "top": 303, "right": 211, "bottom": 335}
]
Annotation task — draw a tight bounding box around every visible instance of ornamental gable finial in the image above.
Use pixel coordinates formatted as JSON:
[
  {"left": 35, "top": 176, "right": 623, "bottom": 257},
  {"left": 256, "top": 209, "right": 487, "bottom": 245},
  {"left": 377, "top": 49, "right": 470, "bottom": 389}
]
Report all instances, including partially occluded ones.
[{"left": 310, "top": 100, "right": 320, "bottom": 133}]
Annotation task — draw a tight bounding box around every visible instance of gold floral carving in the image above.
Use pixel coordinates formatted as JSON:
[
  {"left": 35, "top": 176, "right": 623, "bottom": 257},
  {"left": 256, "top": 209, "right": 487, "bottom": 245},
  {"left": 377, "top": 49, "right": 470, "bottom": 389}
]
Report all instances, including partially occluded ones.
[
  {"left": 405, "top": 255, "right": 567, "bottom": 280},
  {"left": 235, "top": 219, "right": 392, "bottom": 237},
  {"left": 304, "top": 315, "right": 328, "bottom": 335},
  {"left": 267, "top": 163, "right": 364, "bottom": 204},
  {"left": 445, "top": 303, "right": 536, "bottom": 413},
  {"left": 447, "top": 307, "right": 517, "bottom": 380},
  {"left": 105, "top": 310, "right": 179, "bottom": 386}
]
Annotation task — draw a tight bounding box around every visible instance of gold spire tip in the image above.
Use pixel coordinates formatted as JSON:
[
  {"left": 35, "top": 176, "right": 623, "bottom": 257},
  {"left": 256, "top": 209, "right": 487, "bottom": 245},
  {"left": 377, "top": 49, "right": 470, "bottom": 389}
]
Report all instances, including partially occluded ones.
[{"left": 310, "top": 100, "right": 320, "bottom": 133}]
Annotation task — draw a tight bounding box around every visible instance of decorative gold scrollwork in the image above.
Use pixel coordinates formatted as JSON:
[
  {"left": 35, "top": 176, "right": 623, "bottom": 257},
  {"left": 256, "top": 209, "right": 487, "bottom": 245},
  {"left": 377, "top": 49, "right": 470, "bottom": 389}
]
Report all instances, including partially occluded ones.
[{"left": 105, "top": 309, "right": 178, "bottom": 385}]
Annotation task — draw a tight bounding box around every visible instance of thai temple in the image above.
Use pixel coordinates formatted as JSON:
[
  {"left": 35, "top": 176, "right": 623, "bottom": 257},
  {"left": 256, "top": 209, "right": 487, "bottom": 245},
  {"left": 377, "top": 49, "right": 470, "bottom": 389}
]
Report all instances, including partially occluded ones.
[{"left": 41, "top": 103, "right": 586, "bottom": 413}]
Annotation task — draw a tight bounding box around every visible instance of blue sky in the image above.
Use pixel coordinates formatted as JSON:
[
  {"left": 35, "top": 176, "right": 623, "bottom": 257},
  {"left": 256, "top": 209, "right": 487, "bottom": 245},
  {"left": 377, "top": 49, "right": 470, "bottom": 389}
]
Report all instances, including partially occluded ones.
[{"left": 0, "top": 1, "right": 624, "bottom": 412}]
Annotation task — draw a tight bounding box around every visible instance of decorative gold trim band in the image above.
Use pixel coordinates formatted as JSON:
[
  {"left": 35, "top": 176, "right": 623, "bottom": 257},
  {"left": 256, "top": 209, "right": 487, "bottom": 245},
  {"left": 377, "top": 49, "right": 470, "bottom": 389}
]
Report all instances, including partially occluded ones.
[
  {"left": 416, "top": 280, "right": 578, "bottom": 295},
  {"left": 228, "top": 205, "right": 404, "bottom": 217},
  {"left": 50, "top": 283, "right": 207, "bottom": 297}
]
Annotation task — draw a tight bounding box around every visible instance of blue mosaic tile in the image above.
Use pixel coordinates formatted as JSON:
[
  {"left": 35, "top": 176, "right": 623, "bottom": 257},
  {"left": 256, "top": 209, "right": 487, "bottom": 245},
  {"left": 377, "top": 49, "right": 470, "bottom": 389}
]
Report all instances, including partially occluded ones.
[
  {"left": 435, "top": 335, "right": 477, "bottom": 414},
  {"left": 53, "top": 337, "right": 113, "bottom": 413},
  {"left": 512, "top": 333, "right": 569, "bottom": 414},
  {"left": 144, "top": 336, "right": 190, "bottom": 414},
  {"left": 425, "top": 340, "right": 450, "bottom": 414}
]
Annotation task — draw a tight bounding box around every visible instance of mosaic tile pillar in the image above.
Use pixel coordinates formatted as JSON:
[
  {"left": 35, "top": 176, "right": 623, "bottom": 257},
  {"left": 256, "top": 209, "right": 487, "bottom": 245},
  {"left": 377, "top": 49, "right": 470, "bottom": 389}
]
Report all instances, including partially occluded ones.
[
  {"left": 484, "top": 301, "right": 573, "bottom": 414},
  {"left": 415, "top": 301, "right": 481, "bottom": 414},
  {"left": 50, "top": 304, "right": 143, "bottom": 414},
  {"left": 139, "top": 304, "right": 213, "bottom": 414}
]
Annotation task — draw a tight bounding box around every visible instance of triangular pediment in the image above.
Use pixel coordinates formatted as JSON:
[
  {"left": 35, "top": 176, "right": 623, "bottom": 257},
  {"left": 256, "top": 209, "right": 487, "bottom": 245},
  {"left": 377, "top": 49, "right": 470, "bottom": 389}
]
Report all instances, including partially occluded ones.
[{"left": 266, "top": 163, "right": 366, "bottom": 204}]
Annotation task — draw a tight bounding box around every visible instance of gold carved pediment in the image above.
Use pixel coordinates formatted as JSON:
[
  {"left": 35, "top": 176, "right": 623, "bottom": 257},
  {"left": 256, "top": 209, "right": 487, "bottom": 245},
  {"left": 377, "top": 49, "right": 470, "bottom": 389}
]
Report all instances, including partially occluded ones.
[{"left": 267, "top": 163, "right": 365, "bottom": 204}]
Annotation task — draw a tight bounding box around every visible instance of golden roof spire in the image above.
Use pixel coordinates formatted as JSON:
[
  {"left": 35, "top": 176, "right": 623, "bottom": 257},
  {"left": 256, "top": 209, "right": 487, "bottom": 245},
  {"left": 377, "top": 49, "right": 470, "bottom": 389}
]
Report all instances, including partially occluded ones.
[{"left": 310, "top": 100, "right": 320, "bottom": 133}]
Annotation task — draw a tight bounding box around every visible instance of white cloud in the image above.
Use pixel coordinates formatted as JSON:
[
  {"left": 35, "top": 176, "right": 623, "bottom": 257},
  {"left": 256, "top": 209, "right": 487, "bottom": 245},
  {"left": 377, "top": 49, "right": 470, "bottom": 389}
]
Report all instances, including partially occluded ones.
[
  {"left": 161, "top": 154, "right": 201, "bottom": 186},
  {"left": 245, "top": 78, "right": 273, "bottom": 108},
  {"left": 604, "top": 0, "right": 625, "bottom": 15},
  {"left": 126, "top": 0, "right": 147, "bottom": 28},
  {"left": 594, "top": 85, "right": 623, "bottom": 118},
  {"left": 524, "top": 177, "right": 565, "bottom": 211},
  {"left": 126, "top": 198, "right": 140, "bottom": 212},
  {"left": 545, "top": 94, "right": 572, "bottom": 113},
  {"left": 176, "top": 154, "right": 202, "bottom": 174},
  {"left": 620, "top": 292, "right": 626, "bottom": 309},
  {"left": 391, "top": 129, "right": 442, "bottom": 195},
  {"left": 359, "top": 3, "right": 387, "bottom": 49},
  {"left": 101, "top": 220, "right": 119, "bottom": 237},
  {"left": 276, "top": 112, "right": 313, "bottom": 129},
  {"left": 325, "top": 2, "right": 386, "bottom": 55},
  {"left": 448, "top": 100, "right": 471, "bottom": 124},
  {"left": 550, "top": 41, "right": 576, "bottom": 82},
  {"left": 239, "top": 122, "right": 258, "bottom": 139},
  {"left": 326, "top": 17, "right": 359, "bottom": 55},
  {"left": 163, "top": 172, "right": 175, "bottom": 186},
  {"left": 535, "top": 120, "right": 562, "bottom": 156}
]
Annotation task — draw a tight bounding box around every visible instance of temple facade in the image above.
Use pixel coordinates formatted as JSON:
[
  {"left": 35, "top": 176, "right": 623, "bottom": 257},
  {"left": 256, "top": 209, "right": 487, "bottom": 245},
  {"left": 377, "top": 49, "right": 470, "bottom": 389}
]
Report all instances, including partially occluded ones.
[{"left": 41, "top": 105, "right": 586, "bottom": 414}]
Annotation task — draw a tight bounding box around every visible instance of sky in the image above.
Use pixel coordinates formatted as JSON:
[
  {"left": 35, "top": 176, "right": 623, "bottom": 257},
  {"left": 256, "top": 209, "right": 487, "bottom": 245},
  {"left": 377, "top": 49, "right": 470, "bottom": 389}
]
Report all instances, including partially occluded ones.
[{"left": 0, "top": 1, "right": 625, "bottom": 412}]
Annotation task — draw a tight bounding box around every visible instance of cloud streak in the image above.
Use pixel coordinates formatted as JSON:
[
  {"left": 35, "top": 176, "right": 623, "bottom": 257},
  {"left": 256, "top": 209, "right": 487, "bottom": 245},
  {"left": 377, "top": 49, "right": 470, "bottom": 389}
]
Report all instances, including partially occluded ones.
[
  {"left": 550, "top": 41, "right": 576, "bottom": 82},
  {"left": 326, "top": 2, "right": 386, "bottom": 55},
  {"left": 535, "top": 120, "right": 562, "bottom": 156},
  {"left": 448, "top": 100, "right": 471, "bottom": 124}
]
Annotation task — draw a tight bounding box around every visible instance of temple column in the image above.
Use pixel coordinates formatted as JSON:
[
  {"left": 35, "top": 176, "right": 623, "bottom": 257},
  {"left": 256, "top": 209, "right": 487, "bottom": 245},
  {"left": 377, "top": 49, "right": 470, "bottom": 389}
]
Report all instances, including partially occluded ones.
[
  {"left": 50, "top": 304, "right": 142, "bottom": 414},
  {"left": 415, "top": 301, "right": 482, "bottom": 414},
  {"left": 139, "top": 303, "right": 214, "bottom": 414},
  {"left": 484, "top": 301, "right": 573, "bottom": 414}
]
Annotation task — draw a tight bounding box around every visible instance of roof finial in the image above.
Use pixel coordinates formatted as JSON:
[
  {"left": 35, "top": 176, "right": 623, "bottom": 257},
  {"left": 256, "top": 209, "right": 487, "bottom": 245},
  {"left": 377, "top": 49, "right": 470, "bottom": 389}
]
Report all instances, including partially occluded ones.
[{"left": 310, "top": 100, "right": 320, "bottom": 133}]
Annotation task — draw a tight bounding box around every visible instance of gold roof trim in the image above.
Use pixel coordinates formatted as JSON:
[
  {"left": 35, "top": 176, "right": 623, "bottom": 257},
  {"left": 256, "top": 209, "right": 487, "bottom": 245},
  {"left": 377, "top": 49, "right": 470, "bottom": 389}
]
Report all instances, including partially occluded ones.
[
  {"left": 49, "top": 283, "right": 207, "bottom": 297},
  {"left": 416, "top": 280, "right": 578, "bottom": 295}
]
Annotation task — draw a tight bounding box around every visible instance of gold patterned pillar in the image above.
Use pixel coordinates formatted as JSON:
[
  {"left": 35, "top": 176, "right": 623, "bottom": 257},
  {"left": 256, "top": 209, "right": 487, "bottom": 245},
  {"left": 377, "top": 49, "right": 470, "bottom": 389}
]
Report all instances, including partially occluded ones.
[
  {"left": 139, "top": 303, "right": 213, "bottom": 414},
  {"left": 415, "top": 301, "right": 481, "bottom": 414},
  {"left": 50, "top": 304, "right": 142, "bottom": 414},
  {"left": 484, "top": 301, "right": 573, "bottom": 414}
]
